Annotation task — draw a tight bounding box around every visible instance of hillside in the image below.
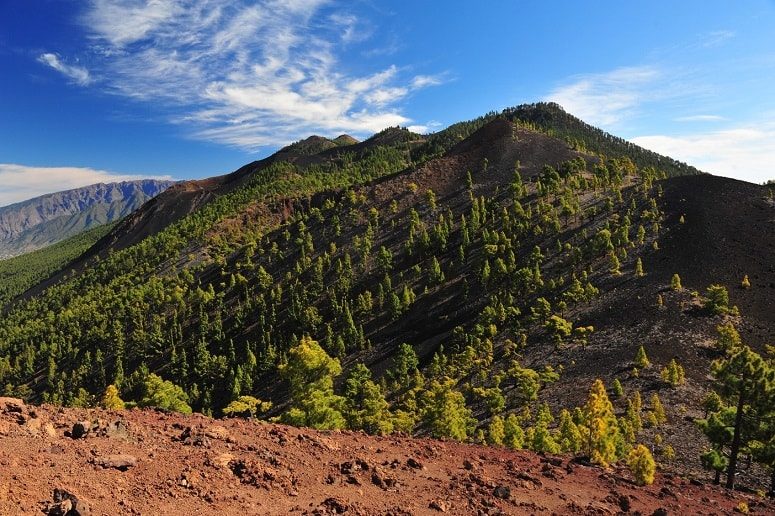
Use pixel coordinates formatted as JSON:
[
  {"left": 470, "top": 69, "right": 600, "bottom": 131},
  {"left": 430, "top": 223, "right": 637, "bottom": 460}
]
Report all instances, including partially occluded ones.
[
  {"left": 0, "top": 179, "right": 174, "bottom": 258},
  {"left": 0, "top": 104, "right": 773, "bottom": 497},
  {"left": 0, "top": 398, "right": 770, "bottom": 515},
  {"left": 0, "top": 222, "right": 114, "bottom": 308}
]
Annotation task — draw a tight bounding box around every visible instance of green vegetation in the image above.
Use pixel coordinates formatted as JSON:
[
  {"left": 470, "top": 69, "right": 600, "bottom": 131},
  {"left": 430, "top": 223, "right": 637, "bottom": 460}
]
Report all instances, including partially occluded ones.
[
  {"left": 0, "top": 222, "right": 114, "bottom": 307},
  {"left": 628, "top": 444, "right": 656, "bottom": 485}
]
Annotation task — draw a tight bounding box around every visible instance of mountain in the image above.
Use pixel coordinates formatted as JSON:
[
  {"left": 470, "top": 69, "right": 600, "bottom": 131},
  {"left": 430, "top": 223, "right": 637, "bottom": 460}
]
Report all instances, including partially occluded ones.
[
  {"left": 1, "top": 103, "right": 773, "bottom": 495},
  {"left": 0, "top": 179, "right": 175, "bottom": 258}
]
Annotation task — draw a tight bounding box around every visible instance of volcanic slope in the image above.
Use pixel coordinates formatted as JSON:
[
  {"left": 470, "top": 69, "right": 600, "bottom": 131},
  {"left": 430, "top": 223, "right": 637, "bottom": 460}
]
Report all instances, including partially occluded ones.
[
  {"left": 1, "top": 399, "right": 771, "bottom": 515},
  {"left": 0, "top": 105, "right": 773, "bottom": 492}
]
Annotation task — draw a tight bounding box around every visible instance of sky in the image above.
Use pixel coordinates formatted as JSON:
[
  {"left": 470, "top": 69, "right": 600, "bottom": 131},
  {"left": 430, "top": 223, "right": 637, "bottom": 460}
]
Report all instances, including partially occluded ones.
[{"left": 1, "top": 0, "right": 774, "bottom": 206}]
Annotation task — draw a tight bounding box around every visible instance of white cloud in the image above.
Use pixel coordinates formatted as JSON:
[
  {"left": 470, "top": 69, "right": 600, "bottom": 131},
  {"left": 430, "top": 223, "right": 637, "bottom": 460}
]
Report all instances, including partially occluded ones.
[
  {"left": 0, "top": 164, "right": 173, "bottom": 207},
  {"left": 631, "top": 124, "right": 775, "bottom": 184},
  {"left": 545, "top": 66, "right": 661, "bottom": 126},
  {"left": 37, "top": 53, "right": 92, "bottom": 85},
  {"left": 42, "top": 1, "right": 442, "bottom": 150},
  {"left": 674, "top": 114, "right": 727, "bottom": 122},
  {"left": 411, "top": 74, "right": 444, "bottom": 89}
]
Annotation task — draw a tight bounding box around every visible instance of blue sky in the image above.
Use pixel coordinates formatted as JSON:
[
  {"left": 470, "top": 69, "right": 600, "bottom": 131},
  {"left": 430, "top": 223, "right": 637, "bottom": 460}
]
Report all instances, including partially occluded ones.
[{"left": 1, "top": 0, "right": 774, "bottom": 206}]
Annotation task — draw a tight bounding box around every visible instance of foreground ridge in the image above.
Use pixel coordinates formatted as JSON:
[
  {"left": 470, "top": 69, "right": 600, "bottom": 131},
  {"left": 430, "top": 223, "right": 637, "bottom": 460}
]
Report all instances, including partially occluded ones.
[{"left": 0, "top": 399, "right": 770, "bottom": 515}]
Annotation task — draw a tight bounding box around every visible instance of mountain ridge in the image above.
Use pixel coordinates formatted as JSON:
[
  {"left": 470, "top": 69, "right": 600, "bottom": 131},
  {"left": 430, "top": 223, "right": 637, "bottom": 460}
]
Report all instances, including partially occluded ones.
[{"left": 0, "top": 179, "right": 175, "bottom": 258}]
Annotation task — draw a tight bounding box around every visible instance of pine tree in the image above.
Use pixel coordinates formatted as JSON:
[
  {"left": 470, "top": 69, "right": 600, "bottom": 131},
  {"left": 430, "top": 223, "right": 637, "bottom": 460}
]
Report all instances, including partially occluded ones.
[
  {"left": 704, "top": 284, "right": 730, "bottom": 315},
  {"left": 279, "top": 336, "right": 346, "bottom": 430},
  {"left": 343, "top": 364, "right": 393, "bottom": 435},
  {"left": 710, "top": 345, "right": 774, "bottom": 489},
  {"left": 100, "top": 384, "right": 125, "bottom": 410},
  {"left": 557, "top": 408, "right": 582, "bottom": 453},
  {"left": 138, "top": 374, "right": 191, "bottom": 414},
  {"left": 634, "top": 346, "right": 650, "bottom": 368},
  {"left": 635, "top": 257, "right": 645, "bottom": 277},
  {"left": 223, "top": 396, "right": 271, "bottom": 418},
  {"left": 502, "top": 413, "right": 525, "bottom": 450},
  {"left": 661, "top": 358, "right": 685, "bottom": 387},
  {"left": 422, "top": 380, "right": 475, "bottom": 441},
  {"left": 611, "top": 378, "right": 624, "bottom": 398},
  {"left": 650, "top": 393, "right": 667, "bottom": 425},
  {"left": 488, "top": 415, "right": 505, "bottom": 445},
  {"left": 580, "top": 379, "right": 621, "bottom": 466},
  {"left": 628, "top": 444, "right": 656, "bottom": 485},
  {"left": 671, "top": 273, "right": 682, "bottom": 291}
]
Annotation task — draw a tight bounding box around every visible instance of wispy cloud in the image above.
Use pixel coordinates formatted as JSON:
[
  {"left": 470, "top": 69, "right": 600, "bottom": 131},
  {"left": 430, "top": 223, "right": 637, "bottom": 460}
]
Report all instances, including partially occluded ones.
[
  {"left": 674, "top": 114, "right": 727, "bottom": 122},
  {"left": 37, "top": 53, "right": 92, "bottom": 85},
  {"left": 0, "top": 164, "right": 172, "bottom": 207},
  {"left": 40, "top": 0, "right": 443, "bottom": 150},
  {"left": 544, "top": 66, "right": 661, "bottom": 126},
  {"left": 631, "top": 124, "right": 775, "bottom": 184},
  {"left": 700, "top": 30, "right": 735, "bottom": 48}
]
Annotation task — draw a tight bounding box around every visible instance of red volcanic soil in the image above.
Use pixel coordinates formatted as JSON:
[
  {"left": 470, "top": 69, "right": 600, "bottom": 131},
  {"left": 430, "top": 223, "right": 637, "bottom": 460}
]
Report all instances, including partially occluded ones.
[{"left": 0, "top": 398, "right": 770, "bottom": 515}]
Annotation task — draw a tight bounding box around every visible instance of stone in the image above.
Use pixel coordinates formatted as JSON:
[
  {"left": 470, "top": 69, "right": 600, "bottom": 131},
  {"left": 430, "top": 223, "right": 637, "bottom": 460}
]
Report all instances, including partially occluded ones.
[
  {"left": 93, "top": 454, "right": 138, "bottom": 471},
  {"left": 406, "top": 457, "right": 423, "bottom": 470},
  {"left": 71, "top": 421, "right": 91, "bottom": 439},
  {"left": 46, "top": 488, "right": 91, "bottom": 516},
  {"left": 429, "top": 499, "right": 448, "bottom": 512},
  {"left": 493, "top": 485, "right": 511, "bottom": 499}
]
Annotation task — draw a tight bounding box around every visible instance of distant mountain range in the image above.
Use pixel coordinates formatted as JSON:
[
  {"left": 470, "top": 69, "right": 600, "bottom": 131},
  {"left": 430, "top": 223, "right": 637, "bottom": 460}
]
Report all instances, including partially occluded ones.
[{"left": 0, "top": 179, "right": 175, "bottom": 258}]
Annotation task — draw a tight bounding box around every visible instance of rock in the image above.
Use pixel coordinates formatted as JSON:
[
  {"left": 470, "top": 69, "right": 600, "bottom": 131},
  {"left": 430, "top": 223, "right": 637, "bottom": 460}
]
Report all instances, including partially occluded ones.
[
  {"left": 178, "top": 426, "right": 211, "bottom": 447},
  {"left": 43, "top": 422, "right": 57, "bottom": 437},
  {"left": 371, "top": 467, "right": 397, "bottom": 490},
  {"left": 103, "top": 420, "right": 129, "bottom": 439},
  {"left": 407, "top": 457, "right": 424, "bottom": 470},
  {"left": 46, "top": 488, "right": 91, "bottom": 515},
  {"left": 652, "top": 509, "right": 669, "bottom": 516},
  {"left": 542, "top": 456, "right": 563, "bottom": 467},
  {"left": 204, "top": 425, "right": 230, "bottom": 440},
  {"left": 70, "top": 421, "right": 91, "bottom": 439},
  {"left": 463, "top": 459, "right": 475, "bottom": 470},
  {"left": 429, "top": 499, "right": 448, "bottom": 512},
  {"left": 93, "top": 454, "right": 138, "bottom": 471},
  {"left": 0, "top": 397, "right": 25, "bottom": 414},
  {"left": 493, "top": 485, "right": 511, "bottom": 499},
  {"left": 318, "top": 497, "right": 350, "bottom": 514},
  {"left": 618, "top": 494, "right": 631, "bottom": 512},
  {"left": 23, "top": 417, "right": 42, "bottom": 435}
]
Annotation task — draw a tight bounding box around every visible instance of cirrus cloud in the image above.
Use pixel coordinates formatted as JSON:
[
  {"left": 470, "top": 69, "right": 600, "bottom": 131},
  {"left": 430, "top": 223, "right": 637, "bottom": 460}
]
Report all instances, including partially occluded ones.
[
  {"left": 37, "top": 53, "right": 92, "bottom": 85},
  {"left": 37, "top": 0, "right": 446, "bottom": 150}
]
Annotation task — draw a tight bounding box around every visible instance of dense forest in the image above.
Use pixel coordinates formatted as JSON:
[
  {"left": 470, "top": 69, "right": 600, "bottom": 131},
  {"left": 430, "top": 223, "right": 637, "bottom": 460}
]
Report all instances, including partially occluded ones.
[{"left": 0, "top": 104, "right": 772, "bottom": 493}]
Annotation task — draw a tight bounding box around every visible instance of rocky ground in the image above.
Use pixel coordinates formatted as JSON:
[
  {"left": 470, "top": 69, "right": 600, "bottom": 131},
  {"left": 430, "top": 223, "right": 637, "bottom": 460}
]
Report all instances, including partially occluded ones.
[{"left": 0, "top": 398, "right": 771, "bottom": 515}]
